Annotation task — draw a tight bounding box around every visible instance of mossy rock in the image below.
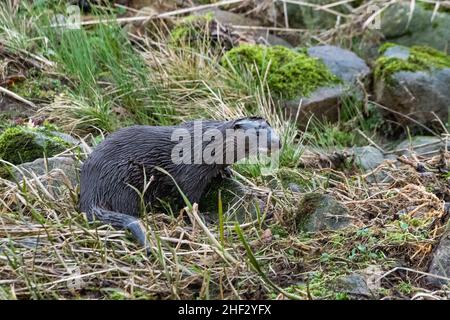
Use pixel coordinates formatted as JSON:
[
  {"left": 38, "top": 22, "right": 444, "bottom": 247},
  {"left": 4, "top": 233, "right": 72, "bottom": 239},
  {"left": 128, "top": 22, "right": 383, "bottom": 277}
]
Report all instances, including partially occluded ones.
[
  {"left": 199, "top": 176, "right": 264, "bottom": 223},
  {"left": 0, "top": 126, "right": 71, "bottom": 178},
  {"left": 374, "top": 44, "right": 450, "bottom": 129},
  {"left": 296, "top": 193, "right": 351, "bottom": 233},
  {"left": 221, "top": 44, "right": 340, "bottom": 99},
  {"left": 381, "top": 3, "right": 450, "bottom": 52},
  {"left": 375, "top": 43, "right": 450, "bottom": 83}
]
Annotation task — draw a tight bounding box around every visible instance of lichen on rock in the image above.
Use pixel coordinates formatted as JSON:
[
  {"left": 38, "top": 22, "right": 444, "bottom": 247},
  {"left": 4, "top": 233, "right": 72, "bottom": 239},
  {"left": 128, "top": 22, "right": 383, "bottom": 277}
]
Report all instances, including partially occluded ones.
[{"left": 221, "top": 44, "right": 341, "bottom": 99}]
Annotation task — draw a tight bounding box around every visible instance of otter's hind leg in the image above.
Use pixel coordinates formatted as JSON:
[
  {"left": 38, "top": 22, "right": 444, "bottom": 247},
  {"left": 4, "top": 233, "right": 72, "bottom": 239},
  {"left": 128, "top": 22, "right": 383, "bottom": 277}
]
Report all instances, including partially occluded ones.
[{"left": 91, "top": 207, "right": 150, "bottom": 255}]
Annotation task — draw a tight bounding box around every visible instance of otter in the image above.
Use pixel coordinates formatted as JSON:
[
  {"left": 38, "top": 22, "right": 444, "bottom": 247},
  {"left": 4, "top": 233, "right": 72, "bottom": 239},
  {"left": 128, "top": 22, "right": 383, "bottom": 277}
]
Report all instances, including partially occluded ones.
[{"left": 79, "top": 117, "right": 280, "bottom": 250}]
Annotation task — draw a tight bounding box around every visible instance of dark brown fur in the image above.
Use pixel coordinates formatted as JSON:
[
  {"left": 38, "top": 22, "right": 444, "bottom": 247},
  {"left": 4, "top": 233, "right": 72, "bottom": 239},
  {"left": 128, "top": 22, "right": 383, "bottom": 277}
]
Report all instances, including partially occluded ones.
[{"left": 79, "top": 117, "right": 279, "bottom": 249}]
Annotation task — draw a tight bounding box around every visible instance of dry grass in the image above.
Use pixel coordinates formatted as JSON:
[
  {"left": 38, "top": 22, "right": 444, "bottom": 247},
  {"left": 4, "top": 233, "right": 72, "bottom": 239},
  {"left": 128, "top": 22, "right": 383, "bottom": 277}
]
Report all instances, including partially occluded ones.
[{"left": 1, "top": 143, "right": 449, "bottom": 299}]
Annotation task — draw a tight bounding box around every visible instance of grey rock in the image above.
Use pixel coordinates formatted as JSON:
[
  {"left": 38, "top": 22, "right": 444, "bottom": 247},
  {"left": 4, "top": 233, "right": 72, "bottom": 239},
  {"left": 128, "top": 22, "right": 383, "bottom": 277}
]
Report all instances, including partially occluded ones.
[
  {"left": 307, "top": 45, "right": 371, "bottom": 83},
  {"left": 296, "top": 193, "right": 352, "bottom": 232},
  {"left": 195, "top": 8, "right": 262, "bottom": 27},
  {"left": 335, "top": 273, "right": 371, "bottom": 297},
  {"left": 352, "top": 146, "right": 385, "bottom": 171},
  {"left": 12, "top": 157, "right": 80, "bottom": 189},
  {"left": 288, "top": 182, "right": 301, "bottom": 193},
  {"left": 394, "top": 136, "right": 450, "bottom": 156},
  {"left": 0, "top": 96, "right": 35, "bottom": 119},
  {"left": 284, "top": 46, "right": 369, "bottom": 127},
  {"left": 253, "top": 32, "right": 293, "bottom": 48},
  {"left": 381, "top": 3, "right": 450, "bottom": 52},
  {"left": 194, "top": 8, "right": 292, "bottom": 48},
  {"left": 427, "top": 225, "right": 450, "bottom": 287},
  {"left": 383, "top": 45, "right": 411, "bottom": 60},
  {"left": 51, "top": 131, "right": 81, "bottom": 146},
  {"left": 283, "top": 85, "right": 347, "bottom": 127}
]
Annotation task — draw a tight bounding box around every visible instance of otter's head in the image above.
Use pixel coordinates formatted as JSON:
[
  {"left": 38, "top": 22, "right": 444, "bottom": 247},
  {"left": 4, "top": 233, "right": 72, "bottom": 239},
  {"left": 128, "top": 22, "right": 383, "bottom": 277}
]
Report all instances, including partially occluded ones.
[{"left": 225, "top": 117, "right": 281, "bottom": 163}]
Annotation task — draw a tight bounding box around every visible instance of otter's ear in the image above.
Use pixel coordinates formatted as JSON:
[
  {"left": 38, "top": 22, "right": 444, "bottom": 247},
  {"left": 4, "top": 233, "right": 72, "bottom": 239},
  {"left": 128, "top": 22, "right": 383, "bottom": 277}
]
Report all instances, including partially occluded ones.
[{"left": 231, "top": 118, "right": 247, "bottom": 130}]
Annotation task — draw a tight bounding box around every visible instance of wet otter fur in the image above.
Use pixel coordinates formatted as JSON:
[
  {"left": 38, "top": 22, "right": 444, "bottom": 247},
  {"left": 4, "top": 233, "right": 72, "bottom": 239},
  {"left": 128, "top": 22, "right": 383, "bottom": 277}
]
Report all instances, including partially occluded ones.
[{"left": 79, "top": 117, "right": 280, "bottom": 251}]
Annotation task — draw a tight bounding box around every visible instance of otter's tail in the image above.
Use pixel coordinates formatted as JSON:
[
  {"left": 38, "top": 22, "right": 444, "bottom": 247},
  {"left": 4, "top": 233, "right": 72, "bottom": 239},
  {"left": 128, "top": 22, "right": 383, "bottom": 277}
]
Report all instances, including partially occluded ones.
[{"left": 91, "top": 207, "right": 150, "bottom": 255}]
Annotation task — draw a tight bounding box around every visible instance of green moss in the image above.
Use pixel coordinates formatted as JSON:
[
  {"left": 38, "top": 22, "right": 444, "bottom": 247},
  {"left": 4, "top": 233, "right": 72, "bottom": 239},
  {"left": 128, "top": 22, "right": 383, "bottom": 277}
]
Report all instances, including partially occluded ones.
[
  {"left": 277, "top": 168, "right": 310, "bottom": 190},
  {"left": 10, "top": 74, "right": 67, "bottom": 102},
  {"left": 199, "top": 177, "right": 239, "bottom": 214},
  {"left": 221, "top": 44, "right": 340, "bottom": 99},
  {"left": 375, "top": 43, "right": 450, "bottom": 82},
  {"left": 269, "top": 224, "right": 289, "bottom": 238},
  {"left": 0, "top": 126, "right": 70, "bottom": 178},
  {"left": 378, "top": 42, "right": 397, "bottom": 55}
]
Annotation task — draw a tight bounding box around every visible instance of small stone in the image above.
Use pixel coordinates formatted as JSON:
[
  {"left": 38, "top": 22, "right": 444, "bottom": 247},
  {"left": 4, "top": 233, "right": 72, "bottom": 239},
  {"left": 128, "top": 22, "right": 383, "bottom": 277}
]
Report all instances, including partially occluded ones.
[
  {"left": 335, "top": 273, "right": 371, "bottom": 298},
  {"left": 283, "top": 85, "right": 346, "bottom": 126},
  {"left": 288, "top": 183, "right": 301, "bottom": 193},
  {"left": 352, "top": 146, "right": 385, "bottom": 171},
  {"left": 12, "top": 157, "right": 80, "bottom": 189},
  {"left": 194, "top": 8, "right": 292, "bottom": 47},
  {"left": 383, "top": 46, "right": 410, "bottom": 60},
  {"left": 296, "top": 193, "right": 352, "bottom": 233}
]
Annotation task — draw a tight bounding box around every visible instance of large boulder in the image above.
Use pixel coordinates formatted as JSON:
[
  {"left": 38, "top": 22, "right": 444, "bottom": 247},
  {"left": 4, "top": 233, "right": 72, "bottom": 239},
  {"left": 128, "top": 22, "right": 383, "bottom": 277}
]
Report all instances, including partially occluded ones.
[
  {"left": 283, "top": 45, "right": 370, "bottom": 126},
  {"left": 381, "top": 2, "right": 450, "bottom": 53},
  {"left": 374, "top": 44, "right": 450, "bottom": 129}
]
